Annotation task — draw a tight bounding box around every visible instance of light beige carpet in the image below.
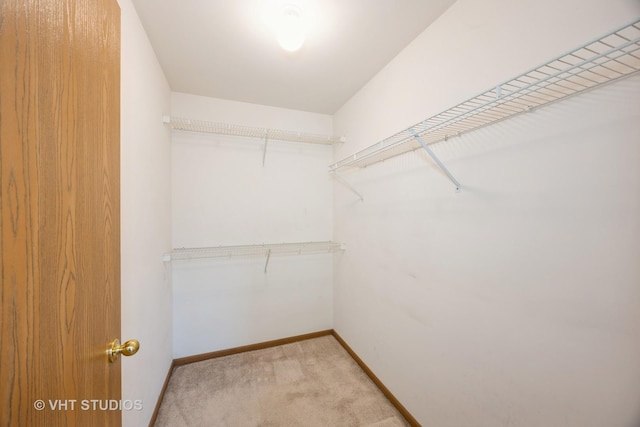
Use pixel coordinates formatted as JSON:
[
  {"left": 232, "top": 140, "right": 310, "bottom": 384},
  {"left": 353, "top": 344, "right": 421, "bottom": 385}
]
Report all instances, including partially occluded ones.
[{"left": 154, "top": 335, "right": 410, "bottom": 427}]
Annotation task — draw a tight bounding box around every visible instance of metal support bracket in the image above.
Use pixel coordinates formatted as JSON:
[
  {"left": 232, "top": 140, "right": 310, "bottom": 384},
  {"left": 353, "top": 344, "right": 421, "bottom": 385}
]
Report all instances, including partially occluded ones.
[
  {"left": 264, "top": 248, "right": 271, "bottom": 273},
  {"left": 262, "top": 131, "right": 269, "bottom": 167},
  {"left": 409, "top": 129, "right": 461, "bottom": 192},
  {"left": 333, "top": 171, "right": 363, "bottom": 201}
]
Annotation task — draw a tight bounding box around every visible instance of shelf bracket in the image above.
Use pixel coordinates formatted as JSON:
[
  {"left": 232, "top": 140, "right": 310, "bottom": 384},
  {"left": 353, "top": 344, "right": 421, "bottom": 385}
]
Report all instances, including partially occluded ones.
[
  {"left": 262, "top": 130, "right": 269, "bottom": 167},
  {"left": 333, "top": 171, "right": 363, "bottom": 201},
  {"left": 264, "top": 248, "right": 271, "bottom": 273},
  {"left": 409, "top": 129, "right": 461, "bottom": 192}
]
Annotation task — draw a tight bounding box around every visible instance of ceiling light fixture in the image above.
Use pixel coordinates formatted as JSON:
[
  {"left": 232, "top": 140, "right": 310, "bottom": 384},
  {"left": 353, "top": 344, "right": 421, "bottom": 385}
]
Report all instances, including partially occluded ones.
[{"left": 277, "top": 5, "right": 305, "bottom": 52}]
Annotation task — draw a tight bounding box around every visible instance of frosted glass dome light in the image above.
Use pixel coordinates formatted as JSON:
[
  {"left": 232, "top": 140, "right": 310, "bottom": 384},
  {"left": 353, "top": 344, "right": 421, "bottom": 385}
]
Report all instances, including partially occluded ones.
[{"left": 277, "top": 6, "right": 305, "bottom": 52}]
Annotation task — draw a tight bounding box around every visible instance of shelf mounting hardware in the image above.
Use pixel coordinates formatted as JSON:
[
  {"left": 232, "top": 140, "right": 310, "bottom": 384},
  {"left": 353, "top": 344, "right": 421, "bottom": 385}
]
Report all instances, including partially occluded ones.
[
  {"left": 333, "top": 170, "right": 364, "bottom": 201},
  {"left": 409, "top": 129, "right": 461, "bottom": 192},
  {"left": 262, "top": 130, "right": 269, "bottom": 166},
  {"left": 264, "top": 248, "right": 272, "bottom": 273}
]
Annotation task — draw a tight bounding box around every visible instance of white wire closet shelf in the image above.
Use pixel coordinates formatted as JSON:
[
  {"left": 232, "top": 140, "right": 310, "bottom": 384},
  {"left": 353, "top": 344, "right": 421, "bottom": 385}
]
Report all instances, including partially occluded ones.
[
  {"left": 169, "top": 241, "right": 344, "bottom": 261},
  {"left": 330, "top": 19, "right": 640, "bottom": 173},
  {"left": 164, "top": 116, "right": 344, "bottom": 146}
]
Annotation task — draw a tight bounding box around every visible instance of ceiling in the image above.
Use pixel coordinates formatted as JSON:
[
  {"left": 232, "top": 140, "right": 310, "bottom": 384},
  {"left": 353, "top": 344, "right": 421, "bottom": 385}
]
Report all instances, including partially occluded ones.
[{"left": 131, "top": 0, "right": 458, "bottom": 114}]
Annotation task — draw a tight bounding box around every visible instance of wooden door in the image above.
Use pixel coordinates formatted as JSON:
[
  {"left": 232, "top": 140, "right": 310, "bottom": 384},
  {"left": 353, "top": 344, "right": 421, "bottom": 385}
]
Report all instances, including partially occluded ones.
[{"left": 0, "top": 0, "right": 121, "bottom": 425}]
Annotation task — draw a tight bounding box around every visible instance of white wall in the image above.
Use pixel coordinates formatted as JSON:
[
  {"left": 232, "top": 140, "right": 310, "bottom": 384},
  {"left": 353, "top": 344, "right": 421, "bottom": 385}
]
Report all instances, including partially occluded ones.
[
  {"left": 333, "top": 1, "right": 640, "bottom": 426},
  {"left": 119, "top": 1, "right": 173, "bottom": 426},
  {"left": 171, "top": 93, "right": 334, "bottom": 358}
]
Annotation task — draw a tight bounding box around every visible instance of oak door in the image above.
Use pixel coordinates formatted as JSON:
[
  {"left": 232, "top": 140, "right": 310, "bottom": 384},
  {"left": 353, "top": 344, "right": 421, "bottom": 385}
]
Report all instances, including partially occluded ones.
[{"left": 1, "top": 0, "right": 122, "bottom": 425}]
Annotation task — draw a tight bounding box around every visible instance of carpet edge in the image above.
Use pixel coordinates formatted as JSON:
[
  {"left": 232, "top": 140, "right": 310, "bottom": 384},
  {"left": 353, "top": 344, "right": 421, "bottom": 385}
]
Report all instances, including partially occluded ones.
[{"left": 331, "top": 330, "right": 422, "bottom": 427}]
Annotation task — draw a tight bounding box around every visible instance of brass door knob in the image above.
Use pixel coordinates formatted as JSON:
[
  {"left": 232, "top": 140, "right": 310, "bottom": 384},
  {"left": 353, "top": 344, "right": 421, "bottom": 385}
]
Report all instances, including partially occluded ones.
[{"left": 108, "top": 339, "right": 140, "bottom": 363}]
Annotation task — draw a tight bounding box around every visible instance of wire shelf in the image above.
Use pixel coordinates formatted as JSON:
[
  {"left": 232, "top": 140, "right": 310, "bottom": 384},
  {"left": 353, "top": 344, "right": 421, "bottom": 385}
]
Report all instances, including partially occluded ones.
[
  {"left": 169, "top": 241, "right": 344, "bottom": 261},
  {"left": 165, "top": 116, "right": 344, "bottom": 145},
  {"left": 330, "top": 19, "right": 640, "bottom": 172}
]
